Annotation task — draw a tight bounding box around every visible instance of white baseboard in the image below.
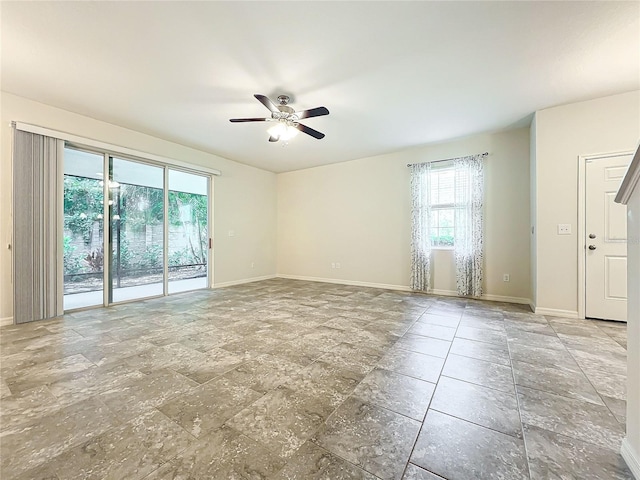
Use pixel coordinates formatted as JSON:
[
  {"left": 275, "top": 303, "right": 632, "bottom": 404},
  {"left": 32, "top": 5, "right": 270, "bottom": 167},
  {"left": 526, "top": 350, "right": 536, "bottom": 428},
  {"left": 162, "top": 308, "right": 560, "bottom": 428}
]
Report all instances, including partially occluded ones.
[
  {"left": 277, "top": 276, "right": 530, "bottom": 305},
  {"left": 0, "top": 316, "right": 13, "bottom": 327},
  {"left": 622, "top": 438, "right": 640, "bottom": 479},
  {"left": 213, "top": 274, "right": 277, "bottom": 289},
  {"left": 430, "top": 289, "right": 458, "bottom": 297},
  {"left": 430, "top": 288, "right": 532, "bottom": 306},
  {"left": 276, "top": 274, "right": 413, "bottom": 292},
  {"left": 533, "top": 307, "right": 579, "bottom": 318}
]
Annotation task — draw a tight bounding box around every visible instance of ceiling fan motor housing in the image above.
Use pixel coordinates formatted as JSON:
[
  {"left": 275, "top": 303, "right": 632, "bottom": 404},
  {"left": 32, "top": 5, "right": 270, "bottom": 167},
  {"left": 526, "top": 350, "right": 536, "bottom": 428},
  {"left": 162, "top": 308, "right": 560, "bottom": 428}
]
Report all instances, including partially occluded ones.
[{"left": 273, "top": 96, "right": 297, "bottom": 124}]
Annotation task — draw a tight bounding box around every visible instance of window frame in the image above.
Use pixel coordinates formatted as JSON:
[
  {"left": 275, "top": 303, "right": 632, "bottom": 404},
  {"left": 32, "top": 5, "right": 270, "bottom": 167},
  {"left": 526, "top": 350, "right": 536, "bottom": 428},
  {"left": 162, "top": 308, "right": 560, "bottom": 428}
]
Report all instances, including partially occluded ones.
[{"left": 428, "top": 162, "right": 457, "bottom": 250}]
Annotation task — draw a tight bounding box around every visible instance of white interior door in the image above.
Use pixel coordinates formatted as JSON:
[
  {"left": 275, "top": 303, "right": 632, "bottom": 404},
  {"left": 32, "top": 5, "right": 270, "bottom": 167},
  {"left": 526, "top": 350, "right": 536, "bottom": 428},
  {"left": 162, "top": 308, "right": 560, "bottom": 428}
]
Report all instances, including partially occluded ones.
[{"left": 585, "top": 154, "right": 632, "bottom": 321}]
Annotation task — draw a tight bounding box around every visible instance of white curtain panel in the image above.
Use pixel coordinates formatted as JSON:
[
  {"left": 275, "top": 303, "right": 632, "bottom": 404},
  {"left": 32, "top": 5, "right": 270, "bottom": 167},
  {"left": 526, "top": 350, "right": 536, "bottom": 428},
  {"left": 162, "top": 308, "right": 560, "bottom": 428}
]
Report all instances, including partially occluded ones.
[
  {"left": 454, "top": 154, "right": 485, "bottom": 296},
  {"left": 410, "top": 162, "right": 432, "bottom": 291}
]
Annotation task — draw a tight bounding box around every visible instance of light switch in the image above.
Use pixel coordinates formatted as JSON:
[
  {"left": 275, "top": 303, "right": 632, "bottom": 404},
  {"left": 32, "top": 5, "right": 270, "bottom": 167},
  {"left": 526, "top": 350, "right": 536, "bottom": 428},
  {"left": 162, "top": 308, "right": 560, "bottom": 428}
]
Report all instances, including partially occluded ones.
[
  {"left": 228, "top": 230, "right": 235, "bottom": 237},
  {"left": 557, "top": 224, "right": 571, "bottom": 235}
]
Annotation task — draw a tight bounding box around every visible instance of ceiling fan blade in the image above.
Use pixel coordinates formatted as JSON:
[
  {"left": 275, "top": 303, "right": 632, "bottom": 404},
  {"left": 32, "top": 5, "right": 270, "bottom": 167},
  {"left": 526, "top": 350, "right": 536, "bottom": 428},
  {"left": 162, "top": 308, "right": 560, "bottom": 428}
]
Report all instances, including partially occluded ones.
[
  {"left": 268, "top": 135, "right": 280, "bottom": 143},
  {"left": 295, "top": 123, "right": 325, "bottom": 139},
  {"left": 254, "top": 94, "right": 280, "bottom": 114},
  {"left": 296, "top": 106, "right": 330, "bottom": 119},
  {"left": 229, "top": 118, "right": 269, "bottom": 122}
]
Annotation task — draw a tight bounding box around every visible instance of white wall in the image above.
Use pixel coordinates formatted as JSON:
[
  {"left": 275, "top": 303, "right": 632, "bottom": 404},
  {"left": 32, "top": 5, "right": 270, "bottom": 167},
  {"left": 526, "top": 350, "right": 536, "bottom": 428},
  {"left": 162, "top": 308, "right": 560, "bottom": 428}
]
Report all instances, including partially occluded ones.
[
  {"left": 532, "top": 90, "right": 640, "bottom": 314},
  {"left": 0, "top": 92, "right": 277, "bottom": 321},
  {"left": 277, "top": 127, "right": 531, "bottom": 302}
]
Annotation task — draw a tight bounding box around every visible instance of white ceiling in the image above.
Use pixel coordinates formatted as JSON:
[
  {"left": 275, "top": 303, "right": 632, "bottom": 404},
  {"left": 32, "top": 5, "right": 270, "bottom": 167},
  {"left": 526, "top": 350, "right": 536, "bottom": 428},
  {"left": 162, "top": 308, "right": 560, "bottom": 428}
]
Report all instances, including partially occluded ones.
[{"left": 2, "top": 1, "right": 639, "bottom": 173}]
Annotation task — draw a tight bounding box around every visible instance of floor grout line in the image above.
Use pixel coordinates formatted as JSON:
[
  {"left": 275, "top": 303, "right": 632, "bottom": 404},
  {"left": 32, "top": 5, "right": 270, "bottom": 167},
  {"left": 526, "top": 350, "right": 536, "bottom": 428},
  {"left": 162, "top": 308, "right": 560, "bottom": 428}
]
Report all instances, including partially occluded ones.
[
  {"left": 399, "top": 304, "right": 464, "bottom": 480},
  {"left": 506, "top": 324, "right": 534, "bottom": 480},
  {"left": 0, "top": 279, "right": 629, "bottom": 479}
]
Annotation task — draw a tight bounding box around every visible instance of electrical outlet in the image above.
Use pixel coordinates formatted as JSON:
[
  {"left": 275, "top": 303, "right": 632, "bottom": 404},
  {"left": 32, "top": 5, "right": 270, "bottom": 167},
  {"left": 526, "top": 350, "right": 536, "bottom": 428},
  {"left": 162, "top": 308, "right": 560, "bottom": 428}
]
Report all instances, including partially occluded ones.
[
  {"left": 331, "top": 263, "right": 336, "bottom": 269},
  {"left": 503, "top": 274, "right": 510, "bottom": 282},
  {"left": 335, "top": 263, "right": 341, "bottom": 269}
]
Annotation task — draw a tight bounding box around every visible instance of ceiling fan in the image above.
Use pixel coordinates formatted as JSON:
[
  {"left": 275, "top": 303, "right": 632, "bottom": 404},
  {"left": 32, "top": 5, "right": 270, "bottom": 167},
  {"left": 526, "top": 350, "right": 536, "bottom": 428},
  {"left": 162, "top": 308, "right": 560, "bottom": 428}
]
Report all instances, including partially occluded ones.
[{"left": 230, "top": 94, "right": 329, "bottom": 142}]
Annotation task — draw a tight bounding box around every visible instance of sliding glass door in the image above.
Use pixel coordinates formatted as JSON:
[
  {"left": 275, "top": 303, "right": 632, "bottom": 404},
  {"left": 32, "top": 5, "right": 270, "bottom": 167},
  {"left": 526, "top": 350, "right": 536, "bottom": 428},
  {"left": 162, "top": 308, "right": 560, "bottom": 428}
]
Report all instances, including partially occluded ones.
[
  {"left": 63, "top": 148, "right": 105, "bottom": 310},
  {"left": 62, "top": 148, "right": 211, "bottom": 310},
  {"left": 109, "top": 157, "right": 165, "bottom": 303},
  {"left": 168, "top": 170, "right": 209, "bottom": 293}
]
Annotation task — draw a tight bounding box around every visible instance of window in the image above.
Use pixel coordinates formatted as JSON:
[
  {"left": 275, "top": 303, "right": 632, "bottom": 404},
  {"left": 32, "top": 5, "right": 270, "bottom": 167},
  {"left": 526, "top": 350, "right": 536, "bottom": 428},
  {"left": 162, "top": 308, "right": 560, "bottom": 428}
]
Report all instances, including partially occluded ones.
[
  {"left": 410, "top": 153, "right": 485, "bottom": 295},
  {"left": 429, "top": 164, "right": 456, "bottom": 247}
]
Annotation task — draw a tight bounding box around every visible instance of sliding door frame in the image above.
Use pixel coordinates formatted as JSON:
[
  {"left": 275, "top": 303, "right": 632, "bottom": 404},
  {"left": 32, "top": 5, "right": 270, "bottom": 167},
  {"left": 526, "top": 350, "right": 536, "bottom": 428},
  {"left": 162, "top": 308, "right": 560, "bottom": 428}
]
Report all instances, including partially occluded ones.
[
  {"left": 209, "top": 175, "right": 214, "bottom": 288},
  {"left": 63, "top": 142, "right": 215, "bottom": 310},
  {"left": 103, "top": 152, "right": 111, "bottom": 307},
  {"left": 166, "top": 165, "right": 214, "bottom": 293},
  {"left": 163, "top": 167, "right": 170, "bottom": 297}
]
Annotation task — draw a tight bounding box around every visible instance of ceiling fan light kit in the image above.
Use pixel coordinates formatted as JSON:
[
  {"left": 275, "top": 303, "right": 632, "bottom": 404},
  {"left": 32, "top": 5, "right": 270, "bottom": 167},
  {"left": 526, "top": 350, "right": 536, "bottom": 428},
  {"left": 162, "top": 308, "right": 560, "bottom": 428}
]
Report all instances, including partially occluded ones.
[
  {"left": 267, "top": 123, "right": 298, "bottom": 142},
  {"left": 230, "top": 94, "right": 329, "bottom": 143}
]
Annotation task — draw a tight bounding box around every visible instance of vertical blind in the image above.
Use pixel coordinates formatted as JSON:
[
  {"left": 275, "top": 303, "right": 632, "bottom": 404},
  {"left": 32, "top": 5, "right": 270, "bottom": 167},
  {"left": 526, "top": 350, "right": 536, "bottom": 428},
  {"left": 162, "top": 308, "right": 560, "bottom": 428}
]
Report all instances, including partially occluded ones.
[{"left": 13, "top": 128, "right": 63, "bottom": 323}]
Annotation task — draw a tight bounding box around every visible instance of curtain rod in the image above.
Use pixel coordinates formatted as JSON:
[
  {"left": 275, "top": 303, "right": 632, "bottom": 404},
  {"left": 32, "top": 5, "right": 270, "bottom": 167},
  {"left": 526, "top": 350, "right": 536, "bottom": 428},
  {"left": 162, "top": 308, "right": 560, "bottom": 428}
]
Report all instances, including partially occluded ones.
[{"left": 407, "top": 151, "right": 488, "bottom": 167}]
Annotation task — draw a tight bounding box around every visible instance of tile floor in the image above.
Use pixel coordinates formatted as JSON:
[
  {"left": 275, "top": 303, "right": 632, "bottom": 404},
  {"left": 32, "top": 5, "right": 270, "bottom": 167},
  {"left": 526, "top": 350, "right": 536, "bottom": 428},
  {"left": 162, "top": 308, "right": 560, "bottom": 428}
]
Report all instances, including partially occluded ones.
[{"left": 0, "top": 278, "right": 632, "bottom": 479}]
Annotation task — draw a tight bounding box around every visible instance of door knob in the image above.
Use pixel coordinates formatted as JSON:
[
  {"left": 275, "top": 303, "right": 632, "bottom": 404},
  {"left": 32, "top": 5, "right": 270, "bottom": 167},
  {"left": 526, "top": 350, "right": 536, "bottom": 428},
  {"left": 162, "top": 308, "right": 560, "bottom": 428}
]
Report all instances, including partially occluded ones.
[
  {"left": 588, "top": 245, "right": 597, "bottom": 250},
  {"left": 589, "top": 233, "right": 596, "bottom": 239}
]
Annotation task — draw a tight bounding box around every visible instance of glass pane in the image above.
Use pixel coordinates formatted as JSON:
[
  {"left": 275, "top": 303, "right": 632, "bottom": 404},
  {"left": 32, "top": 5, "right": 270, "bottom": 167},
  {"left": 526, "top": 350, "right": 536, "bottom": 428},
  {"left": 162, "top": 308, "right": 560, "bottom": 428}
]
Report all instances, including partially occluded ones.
[
  {"left": 430, "top": 228, "right": 441, "bottom": 247},
  {"left": 439, "top": 209, "right": 455, "bottom": 228},
  {"left": 168, "top": 169, "right": 209, "bottom": 294},
  {"left": 429, "top": 167, "right": 455, "bottom": 206},
  {"left": 439, "top": 169, "right": 455, "bottom": 204},
  {"left": 109, "top": 157, "right": 164, "bottom": 303},
  {"left": 439, "top": 227, "right": 455, "bottom": 246},
  {"left": 63, "top": 148, "right": 105, "bottom": 310},
  {"left": 429, "top": 209, "right": 439, "bottom": 228}
]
